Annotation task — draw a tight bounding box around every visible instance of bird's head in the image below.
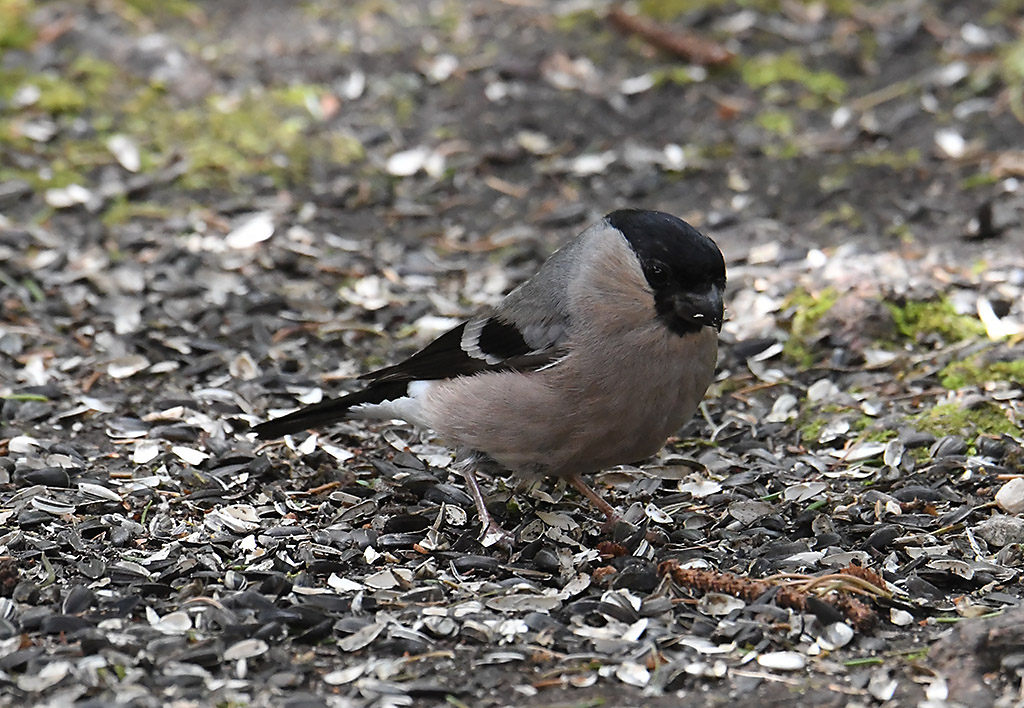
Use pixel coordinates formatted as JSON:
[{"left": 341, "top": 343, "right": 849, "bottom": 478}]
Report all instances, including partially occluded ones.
[{"left": 609, "top": 209, "right": 727, "bottom": 336}]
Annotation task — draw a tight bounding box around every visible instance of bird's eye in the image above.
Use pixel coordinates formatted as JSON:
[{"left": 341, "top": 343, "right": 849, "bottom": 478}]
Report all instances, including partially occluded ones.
[{"left": 645, "top": 260, "right": 670, "bottom": 287}]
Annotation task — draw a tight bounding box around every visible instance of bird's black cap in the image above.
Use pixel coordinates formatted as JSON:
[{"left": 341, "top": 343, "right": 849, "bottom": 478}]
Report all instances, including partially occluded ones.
[
  {"left": 608, "top": 209, "right": 726, "bottom": 335},
  {"left": 607, "top": 209, "right": 725, "bottom": 288}
]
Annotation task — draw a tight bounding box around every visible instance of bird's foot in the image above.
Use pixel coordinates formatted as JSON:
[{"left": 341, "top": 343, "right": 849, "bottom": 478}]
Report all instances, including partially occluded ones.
[
  {"left": 599, "top": 513, "right": 630, "bottom": 535},
  {"left": 479, "top": 520, "right": 515, "bottom": 550},
  {"left": 599, "top": 513, "right": 667, "bottom": 546}
]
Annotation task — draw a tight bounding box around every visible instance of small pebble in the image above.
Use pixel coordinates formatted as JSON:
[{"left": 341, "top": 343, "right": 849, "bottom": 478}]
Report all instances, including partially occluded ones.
[
  {"left": 995, "top": 478, "right": 1024, "bottom": 515},
  {"left": 976, "top": 514, "right": 1024, "bottom": 547}
]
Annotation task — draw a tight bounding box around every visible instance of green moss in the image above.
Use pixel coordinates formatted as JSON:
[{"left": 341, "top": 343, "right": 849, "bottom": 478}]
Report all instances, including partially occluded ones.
[
  {"left": 884, "top": 222, "right": 914, "bottom": 243},
  {"left": 651, "top": 66, "right": 707, "bottom": 87},
  {"left": 853, "top": 148, "right": 922, "bottom": 170},
  {"left": 790, "top": 287, "right": 839, "bottom": 334},
  {"left": 940, "top": 358, "right": 1024, "bottom": 389},
  {"left": 859, "top": 425, "right": 898, "bottom": 444},
  {"left": 428, "top": 0, "right": 466, "bottom": 33},
  {"left": 8, "top": 55, "right": 119, "bottom": 115},
  {"left": 886, "top": 299, "right": 986, "bottom": 344},
  {"left": 962, "top": 171, "right": 1001, "bottom": 189},
  {"left": 817, "top": 202, "right": 863, "bottom": 229},
  {"left": 907, "top": 446, "right": 932, "bottom": 464},
  {"left": 392, "top": 94, "right": 417, "bottom": 125},
  {"left": 852, "top": 28, "right": 880, "bottom": 70},
  {"left": 119, "top": 0, "right": 199, "bottom": 19},
  {"left": 740, "top": 51, "right": 847, "bottom": 103},
  {"left": 101, "top": 199, "right": 174, "bottom": 226},
  {"left": 782, "top": 286, "right": 839, "bottom": 366},
  {"left": 69, "top": 54, "right": 120, "bottom": 96},
  {"left": 329, "top": 132, "right": 366, "bottom": 165},
  {"left": 122, "top": 82, "right": 356, "bottom": 190},
  {"left": 756, "top": 110, "right": 795, "bottom": 136},
  {"left": 818, "top": 168, "right": 849, "bottom": 194},
  {"left": 553, "top": 9, "right": 602, "bottom": 33},
  {"left": 636, "top": 0, "right": 729, "bottom": 20},
  {"left": 1, "top": 56, "right": 132, "bottom": 189},
  {"left": 0, "top": 32, "right": 372, "bottom": 207},
  {"left": 821, "top": 0, "right": 855, "bottom": 13},
  {"left": 701, "top": 142, "right": 737, "bottom": 160},
  {"left": 998, "top": 38, "right": 1024, "bottom": 87},
  {"left": 0, "top": 0, "right": 36, "bottom": 50},
  {"left": 269, "top": 83, "right": 322, "bottom": 110},
  {"left": 800, "top": 416, "right": 827, "bottom": 443},
  {"left": 761, "top": 140, "right": 801, "bottom": 159},
  {"left": 637, "top": 0, "right": 837, "bottom": 19},
  {"left": 33, "top": 73, "right": 89, "bottom": 113},
  {"left": 801, "top": 411, "right": 897, "bottom": 448},
  {"left": 798, "top": 404, "right": 847, "bottom": 444},
  {"left": 912, "top": 402, "right": 1019, "bottom": 440},
  {"left": 986, "top": 0, "right": 1024, "bottom": 23},
  {"left": 0, "top": 70, "right": 26, "bottom": 104}
]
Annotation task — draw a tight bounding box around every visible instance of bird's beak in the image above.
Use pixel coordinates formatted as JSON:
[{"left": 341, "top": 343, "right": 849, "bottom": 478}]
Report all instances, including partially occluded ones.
[{"left": 674, "top": 283, "right": 724, "bottom": 332}]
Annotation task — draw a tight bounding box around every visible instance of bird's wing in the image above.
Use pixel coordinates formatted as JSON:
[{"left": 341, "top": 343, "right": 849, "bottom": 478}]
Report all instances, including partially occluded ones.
[
  {"left": 361, "top": 309, "right": 568, "bottom": 384},
  {"left": 252, "top": 309, "right": 566, "bottom": 439},
  {"left": 253, "top": 232, "right": 595, "bottom": 439},
  {"left": 364, "top": 228, "right": 590, "bottom": 384},
  {"left": 366, "top": 228, "right": 601, "bottom": 386}
]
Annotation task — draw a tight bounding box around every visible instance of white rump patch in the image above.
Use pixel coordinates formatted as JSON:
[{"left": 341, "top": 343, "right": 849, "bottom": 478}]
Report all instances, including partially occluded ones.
[{"left": 349, "top": 380, "right": 432, "bottom": 426}]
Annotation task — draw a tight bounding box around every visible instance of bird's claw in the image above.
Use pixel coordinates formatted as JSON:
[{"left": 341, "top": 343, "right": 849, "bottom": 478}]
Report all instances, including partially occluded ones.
[
  {"left": 600, "top": 514, "right": 630, "bottom": 536},
  {"left": 479, "top": 521, "right": 515, "bottom": 550}
]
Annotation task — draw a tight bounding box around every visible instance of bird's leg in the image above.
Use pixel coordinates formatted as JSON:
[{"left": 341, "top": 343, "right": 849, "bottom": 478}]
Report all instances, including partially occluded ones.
[
  {"left": 568, "top": 473, "right": 620, "bottom": 523},
  {"left": 454, "top": 451, "right": 513, "bottom": 549},
  {"left": 569, "top": 474, "right": 666, "bottom": 543}
]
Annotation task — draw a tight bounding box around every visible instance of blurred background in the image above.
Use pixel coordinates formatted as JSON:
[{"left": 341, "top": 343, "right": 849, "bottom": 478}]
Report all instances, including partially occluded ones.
[{"left": 2, "top": 0, "right": 1022, "bottom": 260}]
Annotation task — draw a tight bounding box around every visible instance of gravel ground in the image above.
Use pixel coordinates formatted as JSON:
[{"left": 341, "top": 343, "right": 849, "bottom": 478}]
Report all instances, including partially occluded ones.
[{"left": 1, "top": 1, "right": 1024, "bottom": 706}]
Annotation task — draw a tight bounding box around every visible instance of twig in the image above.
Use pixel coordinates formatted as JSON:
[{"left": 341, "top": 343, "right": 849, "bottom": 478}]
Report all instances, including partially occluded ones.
[
  {"left": 306, "top": 480, "right": 342, "bottom": 495},
  {"left": 608, "top": 6, "right": 734, "bottom": 67},
  {"left": 730, "top": 670, "right": 804, "bottom": 685},
  {"left": 848, "top": 76, "right": 924, "bottom": 113}
]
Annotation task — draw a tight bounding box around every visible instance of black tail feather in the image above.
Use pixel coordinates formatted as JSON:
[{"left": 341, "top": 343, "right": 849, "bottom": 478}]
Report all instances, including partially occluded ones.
[{"left": 252, "top": 380, "right": 409, "bottom": 439}]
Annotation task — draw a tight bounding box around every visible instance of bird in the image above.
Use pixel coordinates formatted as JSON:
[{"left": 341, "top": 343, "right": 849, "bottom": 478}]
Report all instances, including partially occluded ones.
[{"left": 254, "top": 209, "right": 726, "bottom": 547}]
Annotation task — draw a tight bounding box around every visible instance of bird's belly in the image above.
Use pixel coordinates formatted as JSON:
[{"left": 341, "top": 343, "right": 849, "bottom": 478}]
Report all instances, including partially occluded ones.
[
  {"left": 560, "top": 348, "right": 714, "bottom": 472},
  {"left": 420, "top": 327, "right": 718, "bottom": 479}
]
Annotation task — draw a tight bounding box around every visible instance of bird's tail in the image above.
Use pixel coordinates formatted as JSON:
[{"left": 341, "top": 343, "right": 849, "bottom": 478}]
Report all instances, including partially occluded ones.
[{"left": 252, "top": 380, "right": 409, "bottom": 439}]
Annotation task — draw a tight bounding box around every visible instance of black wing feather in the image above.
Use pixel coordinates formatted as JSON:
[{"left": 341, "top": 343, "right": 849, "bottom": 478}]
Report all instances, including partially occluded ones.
[
  {"left": 362, "top": 323, "right": 485, "bottom": 383},
  {"left": 362, "top": 316, "right": 557, "bottom": 384},
  {"left": 252, "top": 380, "right": 409, "bottom": 438},
  {"left": 477, "top": 317, "right": 530, "bottom": 360}
]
